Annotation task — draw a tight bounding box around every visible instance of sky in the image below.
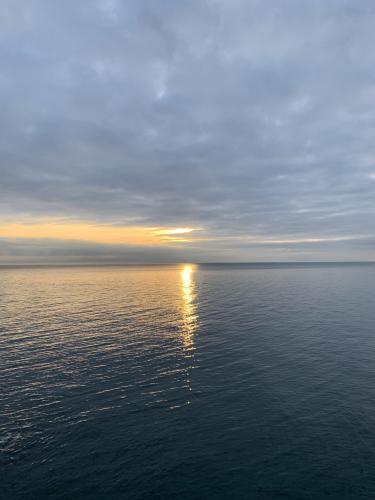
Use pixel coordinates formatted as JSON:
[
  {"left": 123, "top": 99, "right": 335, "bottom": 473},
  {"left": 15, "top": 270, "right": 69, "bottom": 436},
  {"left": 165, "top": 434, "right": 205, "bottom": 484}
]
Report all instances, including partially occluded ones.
[{"left": 1, "top": 0, "right": 375, "bottom": 263}]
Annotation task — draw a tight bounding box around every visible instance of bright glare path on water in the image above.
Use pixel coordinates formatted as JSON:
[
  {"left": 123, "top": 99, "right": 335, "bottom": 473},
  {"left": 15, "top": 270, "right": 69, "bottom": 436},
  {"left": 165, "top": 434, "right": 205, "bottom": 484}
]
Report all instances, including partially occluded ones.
[
  {"left": 180, "top": 264, "right": 198, "bottom": 349},
  {"left": 179, "top": 265, "right": 198, "bottom": 404},
  {"left": 2, "top": 263, "right": 375, "bottom": 499}
]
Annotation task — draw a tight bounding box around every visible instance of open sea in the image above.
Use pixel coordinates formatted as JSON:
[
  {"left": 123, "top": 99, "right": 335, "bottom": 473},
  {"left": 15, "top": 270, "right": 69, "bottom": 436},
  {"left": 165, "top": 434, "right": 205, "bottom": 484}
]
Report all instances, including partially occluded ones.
[{"left": 2, "top": 262, "right": 375, "bottom": 499}]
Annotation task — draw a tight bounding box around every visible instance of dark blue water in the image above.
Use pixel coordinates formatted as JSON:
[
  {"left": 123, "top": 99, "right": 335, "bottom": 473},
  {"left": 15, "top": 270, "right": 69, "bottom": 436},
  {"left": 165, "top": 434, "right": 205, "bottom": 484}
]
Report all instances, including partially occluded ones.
[{"left": 2, "top": 263, "right": 375, "bottom": 499}]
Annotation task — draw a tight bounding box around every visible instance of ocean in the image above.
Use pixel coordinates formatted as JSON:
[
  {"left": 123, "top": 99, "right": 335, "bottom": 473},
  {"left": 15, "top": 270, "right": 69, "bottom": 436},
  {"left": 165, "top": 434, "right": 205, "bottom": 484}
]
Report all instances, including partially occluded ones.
[{"left": 2, "top": 263, "right": 375, "bottom": 499}]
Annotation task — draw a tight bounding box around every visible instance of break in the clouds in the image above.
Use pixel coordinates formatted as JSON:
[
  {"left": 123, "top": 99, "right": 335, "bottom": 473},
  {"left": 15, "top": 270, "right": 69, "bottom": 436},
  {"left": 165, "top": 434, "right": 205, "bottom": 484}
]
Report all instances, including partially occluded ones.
[{"left": 1, "top": 0, "right": 375, "bottom": 262}]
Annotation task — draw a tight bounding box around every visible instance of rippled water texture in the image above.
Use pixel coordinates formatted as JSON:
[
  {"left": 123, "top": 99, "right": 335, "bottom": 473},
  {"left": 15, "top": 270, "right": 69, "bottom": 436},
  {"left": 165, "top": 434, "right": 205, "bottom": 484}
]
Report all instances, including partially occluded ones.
[{"left": 2, "top": 263, "right": 375, "bottom": 499}]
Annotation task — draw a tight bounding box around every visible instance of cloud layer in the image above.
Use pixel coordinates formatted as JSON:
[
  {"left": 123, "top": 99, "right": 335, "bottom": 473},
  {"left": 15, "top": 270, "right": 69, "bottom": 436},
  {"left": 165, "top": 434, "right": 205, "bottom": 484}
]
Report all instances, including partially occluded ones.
[{"left": 1, "top": 0, "right": 375, "bottom": 261}]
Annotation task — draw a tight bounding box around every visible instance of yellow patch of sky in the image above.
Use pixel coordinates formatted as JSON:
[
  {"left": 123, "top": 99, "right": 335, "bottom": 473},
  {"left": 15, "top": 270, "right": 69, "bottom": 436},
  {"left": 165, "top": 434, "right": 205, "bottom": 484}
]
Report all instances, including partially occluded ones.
[
  {"left": 0, "top": 221, "right": 357, "bottom": 247},
  {"left": 0, "top": 221, "right": 200, "bottom": 246}
]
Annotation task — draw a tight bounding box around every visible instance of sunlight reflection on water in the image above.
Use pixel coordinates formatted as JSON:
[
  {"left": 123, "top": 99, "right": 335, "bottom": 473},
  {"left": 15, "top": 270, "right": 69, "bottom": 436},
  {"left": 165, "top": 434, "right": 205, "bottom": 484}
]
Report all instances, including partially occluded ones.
[
  {"left": 3, "top": 264, "right": 375, "bottom": 499},
  {"left": 180, "top": 264, "right": 198, "bottom": 350},
  {"left": 178, "top": 264, "right": 198, "bottom": 405}
]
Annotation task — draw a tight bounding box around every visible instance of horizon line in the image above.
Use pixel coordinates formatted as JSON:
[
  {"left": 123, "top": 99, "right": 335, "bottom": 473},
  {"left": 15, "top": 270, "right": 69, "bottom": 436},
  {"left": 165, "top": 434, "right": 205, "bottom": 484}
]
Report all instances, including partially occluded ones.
[{"left": 0, "top": 260, "right": 375, "bottom": 269}]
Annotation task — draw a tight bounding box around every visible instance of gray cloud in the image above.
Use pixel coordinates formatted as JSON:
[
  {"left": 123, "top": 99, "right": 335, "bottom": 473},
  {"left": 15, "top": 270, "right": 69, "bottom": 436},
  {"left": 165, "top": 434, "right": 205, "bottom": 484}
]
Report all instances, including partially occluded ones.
[
  {"left": 1, "top": 0, "right": 375, "bottom": 261},
  {"left": 1, "top": 235, "right": 373, "bottom": 265}
]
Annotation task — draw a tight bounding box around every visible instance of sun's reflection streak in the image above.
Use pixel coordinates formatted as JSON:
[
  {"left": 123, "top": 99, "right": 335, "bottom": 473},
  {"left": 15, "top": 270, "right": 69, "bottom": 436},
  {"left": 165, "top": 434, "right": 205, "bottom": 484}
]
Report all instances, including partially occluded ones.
[
  {"left": 180, "top": 265, "right": 198, "bottom": 350},
  {"left": 179, "top": 265, "right": 198, "bottom": 402}
]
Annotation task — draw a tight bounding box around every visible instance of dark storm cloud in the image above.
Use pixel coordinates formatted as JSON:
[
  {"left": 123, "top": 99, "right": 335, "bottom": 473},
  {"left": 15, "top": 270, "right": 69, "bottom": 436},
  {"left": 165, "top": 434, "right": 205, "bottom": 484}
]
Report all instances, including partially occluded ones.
[{"left": 1, "top": 0, "right": 375, "bottom": 260}]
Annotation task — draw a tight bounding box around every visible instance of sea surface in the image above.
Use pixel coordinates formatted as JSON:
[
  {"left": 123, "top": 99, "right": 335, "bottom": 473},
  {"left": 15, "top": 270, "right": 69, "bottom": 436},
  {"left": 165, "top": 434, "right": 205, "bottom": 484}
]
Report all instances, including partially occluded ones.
[{"left": 2, "top": 263, "right": 375, "bottom": 499}]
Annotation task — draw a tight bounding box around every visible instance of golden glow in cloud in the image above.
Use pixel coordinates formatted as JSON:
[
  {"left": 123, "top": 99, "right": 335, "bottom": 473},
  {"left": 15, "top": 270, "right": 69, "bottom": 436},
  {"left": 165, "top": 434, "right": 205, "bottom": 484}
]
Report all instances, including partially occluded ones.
[
  {"left": 154, "top": 227, "right": 196, "bottom": 235},
  {"left": 0, "top": 221, "right": 357, "bottom": 249},
  {"left": 151, "top": 227, "right": 200, "bottom": 242},
  {"left": 0, "top": 222, "right": 200, "bottom": 246}
]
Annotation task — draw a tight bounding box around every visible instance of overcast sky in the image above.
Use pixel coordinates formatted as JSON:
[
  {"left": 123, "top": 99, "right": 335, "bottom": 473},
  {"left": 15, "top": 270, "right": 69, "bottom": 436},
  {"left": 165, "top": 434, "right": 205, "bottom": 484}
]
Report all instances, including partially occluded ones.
[{"left": 1, "top": 0, "right": 375, "bottom": 263}]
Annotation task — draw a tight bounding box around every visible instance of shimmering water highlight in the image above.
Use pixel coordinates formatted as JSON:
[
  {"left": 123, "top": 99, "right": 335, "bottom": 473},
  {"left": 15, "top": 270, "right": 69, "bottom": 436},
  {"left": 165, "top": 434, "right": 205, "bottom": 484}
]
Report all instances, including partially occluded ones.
[{"left": 2, "top": 263, "right": 375, "bottom": 499}]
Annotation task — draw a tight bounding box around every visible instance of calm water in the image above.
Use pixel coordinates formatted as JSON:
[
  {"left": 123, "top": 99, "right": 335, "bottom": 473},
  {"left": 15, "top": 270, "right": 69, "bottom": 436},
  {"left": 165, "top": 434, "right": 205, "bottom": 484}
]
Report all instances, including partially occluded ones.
[{"left": 2, "top": 263, "right": 375, "bottom": 499}]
